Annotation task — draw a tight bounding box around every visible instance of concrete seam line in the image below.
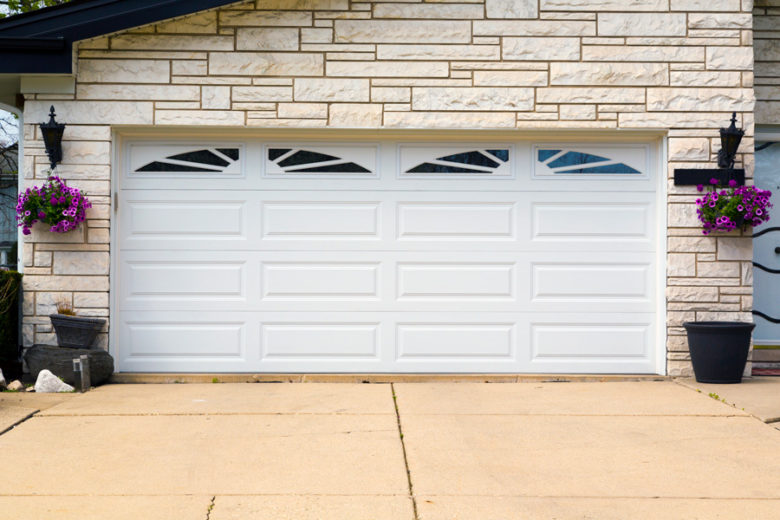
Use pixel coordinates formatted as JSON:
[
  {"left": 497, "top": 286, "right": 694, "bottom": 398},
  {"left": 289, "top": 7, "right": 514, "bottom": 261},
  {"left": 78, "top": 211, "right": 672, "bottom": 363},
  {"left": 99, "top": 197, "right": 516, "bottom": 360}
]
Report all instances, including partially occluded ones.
[
  {"left": 0, "top": 410, "right": 39, "bottom": 437},
  {"left": 391, "top": 382, "right": 419, "bottom": 520}
]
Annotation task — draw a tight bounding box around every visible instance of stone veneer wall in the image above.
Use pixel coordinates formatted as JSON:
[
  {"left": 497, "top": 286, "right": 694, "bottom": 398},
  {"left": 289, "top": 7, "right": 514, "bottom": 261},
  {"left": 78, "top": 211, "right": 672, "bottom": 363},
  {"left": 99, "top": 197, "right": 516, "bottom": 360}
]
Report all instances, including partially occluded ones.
[
  {"left": 755, "top": 0, "right": 780, "bottom": 125},
  {"left": 20, "top": 0, "right": 757, "bottom": 375}
]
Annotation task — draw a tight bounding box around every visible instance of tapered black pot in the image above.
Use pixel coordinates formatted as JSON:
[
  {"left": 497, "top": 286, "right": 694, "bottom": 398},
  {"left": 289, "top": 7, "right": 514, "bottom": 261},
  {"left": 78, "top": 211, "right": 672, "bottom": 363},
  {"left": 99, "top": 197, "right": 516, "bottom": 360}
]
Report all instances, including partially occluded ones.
[
  {"left": 50, "top": 314, "right": 106, "bottom": 349},
  {"left": 683, "top": 321, "right": 755, "bottom": 384}
]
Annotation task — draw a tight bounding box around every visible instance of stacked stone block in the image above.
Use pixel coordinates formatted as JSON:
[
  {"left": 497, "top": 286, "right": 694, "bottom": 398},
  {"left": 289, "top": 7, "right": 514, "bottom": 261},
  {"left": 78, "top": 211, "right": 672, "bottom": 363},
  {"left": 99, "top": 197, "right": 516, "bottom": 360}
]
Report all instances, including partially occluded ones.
[{"left": 20, "top": 0, "right": 758, "bottom": 375}]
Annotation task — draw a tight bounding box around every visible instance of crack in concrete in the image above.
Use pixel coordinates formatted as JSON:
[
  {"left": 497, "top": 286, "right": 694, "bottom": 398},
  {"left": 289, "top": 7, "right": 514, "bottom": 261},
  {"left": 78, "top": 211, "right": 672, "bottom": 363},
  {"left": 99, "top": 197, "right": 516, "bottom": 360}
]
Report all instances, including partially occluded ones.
[
  {"left": 391, "top": 383, "right": 419, "bottom": 520},
  {"left": 205, "top": 496, "right": 215, "bottom": 520},
  {"left": 0, "top": 409, "right": 39, "bottom": 437}
]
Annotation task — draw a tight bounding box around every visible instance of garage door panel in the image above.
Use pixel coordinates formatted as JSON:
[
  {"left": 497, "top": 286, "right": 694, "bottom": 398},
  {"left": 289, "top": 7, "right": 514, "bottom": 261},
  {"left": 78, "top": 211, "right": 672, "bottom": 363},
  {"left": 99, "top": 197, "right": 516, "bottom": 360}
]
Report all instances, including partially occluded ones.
[
  {"left": 397, "top": 202, "right": 516, "bottom": 240},
  {"left": 261, "top": 322, "right": 380, "bottom": 360},
  {"left": 262, "top": 201, "right": 381, "bottom": 240},
  {"left": 122, "top": 260, "right": 247, "bottom": 301},
  {"left": 262, "top": 262, "right": 381, "bottom": 300}
]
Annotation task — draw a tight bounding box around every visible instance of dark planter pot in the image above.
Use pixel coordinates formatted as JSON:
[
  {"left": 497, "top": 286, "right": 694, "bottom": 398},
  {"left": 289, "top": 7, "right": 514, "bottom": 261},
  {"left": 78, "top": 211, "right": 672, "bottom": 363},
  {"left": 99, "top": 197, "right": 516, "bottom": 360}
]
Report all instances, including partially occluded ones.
[
  {"left": 683, "top": 321, "right": 755, "bottom": 384},
  {"left": 49, "top": 314, "right": 106, "bottom": 349}
]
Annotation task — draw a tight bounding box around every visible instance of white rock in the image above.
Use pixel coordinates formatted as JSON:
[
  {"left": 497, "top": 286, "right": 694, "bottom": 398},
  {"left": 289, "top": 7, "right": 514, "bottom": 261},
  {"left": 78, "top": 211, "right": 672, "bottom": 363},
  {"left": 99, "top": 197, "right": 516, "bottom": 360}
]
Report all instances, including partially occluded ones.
[
  {"left": 7, "top": 380, "right": 24, "bottom": 392},
  {"left": 25, "top": 385, "right": 35, "bottom": 392},
  {"left": 0, "top": 368, "right": 5, "bottom": 389},
  {"left": 34, "top": 370, "right": 74, "bottom": 393}
]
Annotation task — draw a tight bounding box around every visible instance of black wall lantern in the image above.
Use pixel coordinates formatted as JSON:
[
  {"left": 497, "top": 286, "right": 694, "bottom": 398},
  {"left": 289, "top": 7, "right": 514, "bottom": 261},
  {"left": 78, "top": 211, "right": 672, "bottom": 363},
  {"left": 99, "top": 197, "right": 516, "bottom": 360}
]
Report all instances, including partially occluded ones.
[
  {"left": 39, "top": 105, "right": 66, "bottom": 170},
  {"left": 674, "top": 112, "right": 745, "bottom": 186}
]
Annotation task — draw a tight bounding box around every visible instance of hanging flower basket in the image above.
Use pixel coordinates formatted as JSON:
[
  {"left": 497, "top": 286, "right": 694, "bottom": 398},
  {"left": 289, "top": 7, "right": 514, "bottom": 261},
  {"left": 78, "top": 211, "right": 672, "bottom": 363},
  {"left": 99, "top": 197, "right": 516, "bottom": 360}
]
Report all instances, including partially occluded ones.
[
  {"left": 695, "top": 178, "right": 772, "bottom": 235},
  {"left": 16, "top": 175, "right": 92, "bottom": 235}
]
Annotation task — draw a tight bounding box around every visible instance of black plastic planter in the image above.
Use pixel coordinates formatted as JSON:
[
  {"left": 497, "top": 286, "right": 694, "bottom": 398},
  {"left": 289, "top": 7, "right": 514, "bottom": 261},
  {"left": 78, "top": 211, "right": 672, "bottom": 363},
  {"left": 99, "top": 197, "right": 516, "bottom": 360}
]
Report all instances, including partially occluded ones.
[
  {"left": 50, "top": 314, "right": 106, "bottom": 349},
  {"left": 683, "top": 321, "right": 755, "bottom": 384}
]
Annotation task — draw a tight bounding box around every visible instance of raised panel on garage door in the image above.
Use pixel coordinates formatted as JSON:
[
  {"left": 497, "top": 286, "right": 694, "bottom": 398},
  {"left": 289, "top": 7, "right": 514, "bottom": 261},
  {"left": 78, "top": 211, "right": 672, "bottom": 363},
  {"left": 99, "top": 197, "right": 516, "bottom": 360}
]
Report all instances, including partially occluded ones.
[{"left": 116, "top": 139, "right": 660, "bottom": 374}]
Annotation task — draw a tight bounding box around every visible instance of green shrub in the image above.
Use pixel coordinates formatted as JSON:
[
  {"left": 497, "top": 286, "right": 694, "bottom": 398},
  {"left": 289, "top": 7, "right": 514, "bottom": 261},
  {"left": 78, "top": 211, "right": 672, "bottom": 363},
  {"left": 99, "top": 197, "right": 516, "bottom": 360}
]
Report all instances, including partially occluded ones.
[{"left": 0, "top": 270, "right": 22, "bottom": 363}]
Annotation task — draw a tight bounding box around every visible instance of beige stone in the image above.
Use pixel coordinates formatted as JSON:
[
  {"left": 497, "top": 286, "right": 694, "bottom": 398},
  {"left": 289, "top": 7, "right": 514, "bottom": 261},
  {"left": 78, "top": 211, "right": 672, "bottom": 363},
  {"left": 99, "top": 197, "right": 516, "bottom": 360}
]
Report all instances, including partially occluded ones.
[
  {"left": 236, "top": 28, "right": 299, "bottom": 51},
  {"left": 550, "top": 62, "right": 667, "bottom": 86},
  {"left": 24, "top": 101, "right": 153, "bottom": 125},
  {"left": 697, "top": 261, "right": 741, "bottom": 278},
  {"left": 412, "top": 87, "right": 533, "bottom": 111},
  {"left": 172, "top": 60, "right": 207, "bottom": 76},
  {"left": 384, "top": 111, "right": 516, "bottom": 128},
  {"left": 73, "top": 292, "right": 108, "bottom": 308},
  {"left": 156, "top": 11, "right": 217, "bottom": 34},
  {"left": 77, "top": 59, "right": 169, "bottom": 83},
  {"left": 294, "top": 78, "right": 369, "bottom": 101},
  {"left": 619, "top": 112, "right": 734, "bottom": 129},
  {"left": 77, "top": 84, "right": 199, "bottom": 101},
  {"left": 33, "top": 251, "right": 52, "bottom": 268},
  {"left": 706, "top": 46, "right": 754, "bottom": 70},
  {"left": 689, "top": 13, "right": 752, "bottom": 30},
  {"left": 59, "top": 141, "right": 110, "bottom": 165},
  {"left": 473, "top": 70, "right": 548, "bottom": 86},
  {"left": 373, "top": 3, "right": 484, "bottom": 18},
  {"left": 277, "top": 103, "right": 328, "bottom": 118},
  {"left": 668, "top": 253, "right": 697, "bottom": 276},
  {"left": 202, "top": 86, "right": 230, "bottom": 109},
  {"left": 301, "top": 28, "right": 332, "bottom": 43},
  {"left": 377, "top": 44, "right": 499, "bottom": 61},
  {"left": 154, "top": 110, "right": 245, "bottom": 126},
  {"left": 254, "top": 0, "right": 348, "bottom": 8},
  {"left": 328, "top": 103, "right": 383, "bottom": 127},
  {"left": 537, "top": 87, "right": 644, "bottom": 104},
  {"left": 666, "top": 286, "right": 719, "bottom": 302},
  {"left": 231, "top": 86, "right": 292, "bottom": 102},
  {"left": 717, "top": 237, "right": 752, "bottom": 260},
  {"left": 648, "top": 88, "right": 754, "bottom": 112},
  {"left": 474, "top": 21, "right": 595, "bottom": 37},
  {"left": 219, "top": 10, "right": 312, "bottom": 27},
  {"left": 542, "top": 0, "right": 667, "bottom": 9},
  {"left": 335, "top": 20, "right": 471, "bottom": 43},
  {"left": 211, "top": 496, "right": 414, "bottom": 520},
  {"left": 669, "top": 138, "right": 710, "bottom": 161},
  {"left": 486, "top": 0, "right": 537, "bottom": 18},
  {"left": 111, "top": 34, "right": 233, "bottom": 51},
  {"left": 371, "top": 87, "right": 410, "bottom": 103},
  {"left": 52, "top": 252, "right": 109, "bottom": 276},
  {"left": 670, "top": 71, "right": 742, "bottom": 87},
  {"left": 559, "top": 104, "right": 596, "bottom": 120},
  {"left": 599, "top": 14, "right": 687, "bottom": 37},
  {"left": 582, "top": 45, "right": 704, "bottom": 62},
  {"left": 24, "top": 275, "right": 108, "bottom": 292},
  {"left": 327, "top": 60, "right": 448, "bottom": 77},
  {"left": 209, "top": 52, "right": 322, "bottom": 76},
  {"left": 502, "top": 37, "right": 580, "bottom": 61},
  {"left": 671, "top": 0, "right": 740, "bottom": 9}
]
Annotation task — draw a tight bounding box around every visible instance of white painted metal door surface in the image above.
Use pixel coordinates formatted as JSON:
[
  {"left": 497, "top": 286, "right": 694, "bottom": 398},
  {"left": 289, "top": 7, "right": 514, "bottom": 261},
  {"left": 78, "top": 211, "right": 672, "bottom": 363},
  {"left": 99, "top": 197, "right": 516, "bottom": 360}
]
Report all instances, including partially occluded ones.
[{"left": 115, "top": 139, "right": 660, "bottom": 373}]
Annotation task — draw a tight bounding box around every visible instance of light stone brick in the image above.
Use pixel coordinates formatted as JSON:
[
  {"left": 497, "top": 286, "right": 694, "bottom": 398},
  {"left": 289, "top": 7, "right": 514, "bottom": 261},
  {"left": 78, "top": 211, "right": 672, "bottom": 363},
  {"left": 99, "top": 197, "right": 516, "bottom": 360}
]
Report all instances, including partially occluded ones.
[
  {"left": 485, "top": 0, "right": 537, "bottom": 19},
  {"left": 537, "top": 87, "right": 644, "bottom": 104},
  {"left": 374, "top": 3, "right": 484, "bottom": 18},
  {"left": 550, "top": 62, "right": 667, "bottom": 86},
  {"left": 236, "top": 28, "right": 299, "bottom": 51},
  {"left": 77, "top": 84, "right": 200, "bottom": 101},
  {"left": 542, "top": 0, "right": 667, "bottom": 9},
  {"left": 24, "top": 101, "right": 153, "bottom": 125},
  {"left": 111, "top": 34, "right": 233, "bottom": 51},
  {"left": 383, "top": 111, "right": 516, "bottom": 128},
  {"left": 582, "top": 45, "right": 704, "bottom": 62},
  {"left": 326, "top": 61, "right": 449, "bottom": 77},
  {"left": 328, "top": 103, "right": 383, "bottom": 127},
  {"left": 154, "top": 110, "right": 245, "bottom": 125},
  {"left": 277, "top": 103, "right": 328, "bottom": 118},
  {"left": 689, "top": 14, "right": 752, "bottom": 29},
  {"left": 294, "top": 78, "right": 369, "bottom": 101},
  {"left": 210, "top": 53, "right": 321, "bottom": 77},
  {"left": 670, "top": 0, "right": 741, "bottom": 9},
  {"left": 670, "top": 71, "right": 741, "bottom": 87},
  {"left": 232, "top": 86, "right": 292, "bottom": 102},
  {"left": 474, "top": 21, "right": 595, "bottom": 37},
  {"left": 706, "top": 47, "right": 754, "bottom": 70},
  {"left": 24, "top": 275, "right": 109, "bottom": 292},
  {"left": 717, "top": 237, "right": 752, "bottom": 260},
  {"left": 473, "top": 70, "right": 548, "bottom": 86},
  {"left": 412, "top": 87, "right": 534, "bottom": 111},
  {"left": 301, "top": 28, "right": 332, "bottom": 43},
  {"left": 559, "top": 104, "right": 596, "bottom": 120},
  {"left": 73, "top": 292, "right": 109, "bottom": 309},
  {"left": 668, "top": 254, "right": 697, "bottom": 276},
  {"left": 646, "top": 88, "right": 754, "bottom": 112},
  {"left": 377, "top": 45, "right": 499, "bottom": 61},
  {"left": 371, "top": 87, "right": 410, "bottom": 103},
  {"left": 502, "top": 37, "right": 580, "bottom": 61},
  {"left": 669, "top": 138, "right": 710, "bottom": 161},
  {"left": 666, "top": 286, "right": 719, "bottom": 302},
  {"left": 335, "top": 20, "right": 471, "bottom": 43},
  {"left": 697, "top": 261, "right": 741, "bottom": 278},
  {"left": 53, "top": 251, "right": 109, "bottom": 275},
  {"left": 202, "top": 86, "right": 230, "bottom": 109},
  {"left": 219, "top": 10, "right": 312, "bottom": 27},
  {"left": 669, "top": 236, "right": 717, "bottom": 253},
  {"left": 619, "top": 112, "right": 734, "bottom": 129},
  {"left": 599, "top": 14, "right": 687, "bottom": 37},
  {"left": 172, "top": 60, "right": 207, "bottom": 76},
  {"left": 252, "top": 0, "right": 347, "bottom": 8},
  {"left": 155, "top": 12, "right": 217, "bottom": 34},
  {"left": 59, "top": 141, "right": 110, "bottom": 165},
  {"left": 78, "top": 59, "right": 170, "bottom": 83},
  {"left": 34, "top": 251, "right": 52, "bottom": 268}
]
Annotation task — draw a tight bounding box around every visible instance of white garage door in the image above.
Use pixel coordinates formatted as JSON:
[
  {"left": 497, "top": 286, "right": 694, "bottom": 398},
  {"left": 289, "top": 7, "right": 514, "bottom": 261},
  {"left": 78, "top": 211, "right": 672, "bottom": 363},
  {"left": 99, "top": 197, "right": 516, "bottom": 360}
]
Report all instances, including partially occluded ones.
[{"left": 115, "top": 138, "right": 661, "bottom": 373}]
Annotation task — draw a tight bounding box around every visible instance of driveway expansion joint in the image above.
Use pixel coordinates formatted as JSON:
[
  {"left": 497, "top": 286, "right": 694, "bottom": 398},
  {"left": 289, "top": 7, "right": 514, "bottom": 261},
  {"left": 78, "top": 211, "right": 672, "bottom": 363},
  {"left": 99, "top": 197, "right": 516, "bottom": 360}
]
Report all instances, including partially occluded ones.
[
  {"left": 391, "top": 383, "right": 419, "bottom": 520},
  {"left": 0, "top": 409, "right": 39, "bottom": 437}
]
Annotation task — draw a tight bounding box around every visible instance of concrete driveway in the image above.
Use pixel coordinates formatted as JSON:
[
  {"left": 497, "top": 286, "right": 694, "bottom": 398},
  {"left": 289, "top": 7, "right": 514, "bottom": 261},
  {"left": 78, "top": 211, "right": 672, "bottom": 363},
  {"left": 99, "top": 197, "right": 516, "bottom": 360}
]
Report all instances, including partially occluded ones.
[{"left": 1, "top": 380, "right": 779, "bottom": 519}]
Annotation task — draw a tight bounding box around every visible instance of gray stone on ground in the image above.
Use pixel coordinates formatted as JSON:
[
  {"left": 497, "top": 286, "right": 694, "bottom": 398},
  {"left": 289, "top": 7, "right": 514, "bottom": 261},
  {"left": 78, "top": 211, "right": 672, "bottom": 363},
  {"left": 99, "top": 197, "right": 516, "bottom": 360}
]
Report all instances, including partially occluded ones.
[
  {"left": 34, "top": 370, "right": 74, "bottom": 393},
  {"left": 24, "top": 345, "right": 114, "bottom": 386},
  {"left": 0, "top": 367, "right": 5, "bottom": 389},
  {"left": 7, "top": 380, "right": 24, "bottom": 392}
]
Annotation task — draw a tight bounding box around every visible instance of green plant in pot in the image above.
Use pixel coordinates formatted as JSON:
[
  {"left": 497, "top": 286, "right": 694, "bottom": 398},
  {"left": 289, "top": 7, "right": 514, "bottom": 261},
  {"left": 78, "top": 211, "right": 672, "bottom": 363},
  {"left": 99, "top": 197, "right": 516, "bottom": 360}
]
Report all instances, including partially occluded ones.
[
  {"left": 50, "top": 300, "right": 105, "bottom": 349},
  {"left": 683, "top": 179, "right": 773, "bottom": 383}
]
